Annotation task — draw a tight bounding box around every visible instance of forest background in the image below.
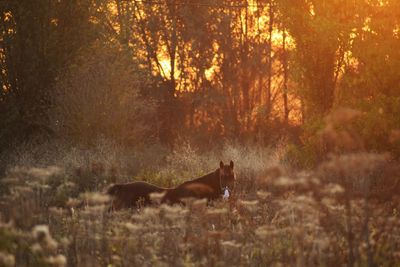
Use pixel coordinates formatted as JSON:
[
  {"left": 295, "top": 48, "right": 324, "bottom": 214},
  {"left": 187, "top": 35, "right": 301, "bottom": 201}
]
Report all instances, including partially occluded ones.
[{"left": 1, "top": 0, "right": 399, "bottom": 171}]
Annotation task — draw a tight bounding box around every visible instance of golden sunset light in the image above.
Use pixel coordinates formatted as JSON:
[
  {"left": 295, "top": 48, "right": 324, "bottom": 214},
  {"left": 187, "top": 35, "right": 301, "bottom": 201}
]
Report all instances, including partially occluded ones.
[{"left": 1, "top": 1, "right": 399, "bottom": 266}]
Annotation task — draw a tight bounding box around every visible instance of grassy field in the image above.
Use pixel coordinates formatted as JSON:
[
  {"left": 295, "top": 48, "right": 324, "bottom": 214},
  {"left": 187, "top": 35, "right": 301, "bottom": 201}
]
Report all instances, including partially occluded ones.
[{"left": 0, "top": 143, "right": 399, "bottom": 267}]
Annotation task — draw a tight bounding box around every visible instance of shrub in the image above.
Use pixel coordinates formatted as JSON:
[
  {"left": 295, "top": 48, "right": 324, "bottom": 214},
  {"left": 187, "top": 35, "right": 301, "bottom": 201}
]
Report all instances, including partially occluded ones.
[
  {"left": 50, "top": 43, "right": 157, "bottom": 148},
  {"left": 285, "top": 97, "right": 400, "bottom": 169}
]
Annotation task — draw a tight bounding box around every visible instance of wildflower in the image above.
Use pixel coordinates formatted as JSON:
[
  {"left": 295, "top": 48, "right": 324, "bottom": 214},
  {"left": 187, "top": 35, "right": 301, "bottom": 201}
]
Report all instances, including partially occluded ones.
[
  {"left": 0, "top": 220, "right": 13, "bottom": 229},
  {"left": 66, "top": 198, "right": 81, "bottom": 208},
  {"left": 265, "top": 166, "right": 284, "bottom": 180},
  {"left": 191, "top": 198, "right": 207, "bottom": 209},
  {"left": 49, "top": 207, "right": 65, "bottom": 216},
  {"left": 323, "top": 183, "right": 345, "bottom": 195},
  {"left": 32, "top": 225, "right": 58, "bottom": 251},
  {"left": 28, "top": 166, "right": 62, "bottom": 180},
  {"left": 0, "top": 252, "right": 15, "bottom": 267},
  {"left": 207, "top": 208, "right": 228, "bottom": 216},
  {"left": 132, "top": 206, "right": 161, "bottom": 222},
  {"left": 112, "top": 255, "right": 122, "bottom": 263},
  {"left": 12, "top": 186, "right": 33, "bottom": 194},
  {"left": 389, "top": 129, "right": 400, "bottom": 143},
  {"left": 239, "top": 200, "right": 259, "bottom": 213},
  {"left": 221, "top": 240, "right": 241, "bottom": 249},
  {"left": 274, "top": 176, "right": 296, "bottom": 187},
  {"left": 80, "top": 192, "right": 110, "bottom": 206},
  {"left": 255, "top": 225, "right": 271, "bottom": 238},
  {"left": 293, "top": 195, "right": 313, "bottom": 205},
  {"left": 309, "top": 177, "right": 321, "bottom": 186},
  {"left": 124, "top": 222, "right": 141, "bottom": 232},
  {"left": 257, "top": 190, "right": 271, "bottom": 200},
  {"left": 161, "top": 204, "right": 184, "bottom": 215},
  {"left": 32, "top": 225, "right": 50, "bottom": 241},
  {"left": 31, "top": 243, "right": 42, "bottom": 254},
  {"left": 149, "top": 192, "right": 165, "bottom": 204},
  {"left": 60, "top": 237, "right": 71, "bottom": 247},
  {"left": 46, "top": 238, "right": 58, "bottom": 252},
  {"left": 45, "top": 254, "right": 67, "bottom": 267},
  {"left": 0, "top": 178, "right": 18, "bottom": 185},
  {"left": 82, "top": 205, "right": 105, "bottom": 215}
]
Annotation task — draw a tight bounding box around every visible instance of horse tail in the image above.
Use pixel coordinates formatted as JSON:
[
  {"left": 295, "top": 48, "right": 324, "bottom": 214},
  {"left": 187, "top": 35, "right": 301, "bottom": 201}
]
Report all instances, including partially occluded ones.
[{"left": 106, "top": 184, "right": 120, "bottom": 212}]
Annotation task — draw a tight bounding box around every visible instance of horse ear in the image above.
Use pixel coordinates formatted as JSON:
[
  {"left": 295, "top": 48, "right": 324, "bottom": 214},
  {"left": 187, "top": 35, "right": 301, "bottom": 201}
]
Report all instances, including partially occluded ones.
[
  {"left": 230, "top": 160, "right": 234, "bottom": 169},
  {"left": 220, "top": 161, "right": 224, "bottom": 169}
]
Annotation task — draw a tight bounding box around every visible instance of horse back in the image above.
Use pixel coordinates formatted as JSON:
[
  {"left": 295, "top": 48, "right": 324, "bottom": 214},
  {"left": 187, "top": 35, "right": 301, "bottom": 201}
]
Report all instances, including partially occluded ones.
[{"left": 107, "top": 181, "right": 167, "bottom": 210}]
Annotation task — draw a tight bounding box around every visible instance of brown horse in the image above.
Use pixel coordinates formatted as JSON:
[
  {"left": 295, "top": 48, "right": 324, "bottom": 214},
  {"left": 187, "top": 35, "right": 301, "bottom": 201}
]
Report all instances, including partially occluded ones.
[
  {"left": 162, "top": 161, "right": 235, "bottom": 204},
  {"left": 107, "top": 181, "right": 168, "bottom": 210},
  {"left": 107, "top": 160, "right": 235, "bottom": 210}
]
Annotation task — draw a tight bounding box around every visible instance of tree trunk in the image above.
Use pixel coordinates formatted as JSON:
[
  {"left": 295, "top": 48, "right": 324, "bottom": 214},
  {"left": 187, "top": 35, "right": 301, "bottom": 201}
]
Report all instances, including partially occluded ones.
[
  {"left": 267, "top": 0, "right": 274, "bottom": 116},
  {"left": 282, "top": 27, "right": 289, "bottom": 124}
]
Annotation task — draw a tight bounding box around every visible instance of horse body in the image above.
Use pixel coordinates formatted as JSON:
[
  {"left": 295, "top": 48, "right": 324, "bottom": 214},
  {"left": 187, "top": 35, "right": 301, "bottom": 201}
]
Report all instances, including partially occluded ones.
[
  {"left": 162, "top": 183, "right": 215, "bottom": 205},
  {"left": 161, "top": 171, "right": 220, "bottom": 205},
  {"left": 107, "top": 181, "right": 168, "bottom": 210},
  {"left": 107, "top": 161, "right": 235, "bottom": 209}
]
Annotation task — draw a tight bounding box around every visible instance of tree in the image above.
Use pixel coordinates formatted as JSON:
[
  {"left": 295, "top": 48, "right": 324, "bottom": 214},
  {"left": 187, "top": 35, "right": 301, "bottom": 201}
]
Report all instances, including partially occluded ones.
[
  {"left": 340, "top": 0, "right": 400, "bottom": 100},
  {"left": 277, "top": 0, "right": 366, "bottom": 119},
  {"left": 0, "top": 0, "right": 98, "bottom": 149}
]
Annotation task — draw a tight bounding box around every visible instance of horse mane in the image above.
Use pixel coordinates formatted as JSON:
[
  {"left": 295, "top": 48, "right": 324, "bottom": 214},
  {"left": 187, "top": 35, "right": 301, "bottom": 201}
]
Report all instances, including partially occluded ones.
[{"left": 180, "top": 169, "right": 220, "bottom": 188}]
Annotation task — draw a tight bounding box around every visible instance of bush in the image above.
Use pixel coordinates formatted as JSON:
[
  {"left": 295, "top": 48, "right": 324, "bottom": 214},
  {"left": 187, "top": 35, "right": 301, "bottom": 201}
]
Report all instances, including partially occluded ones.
[
  {"left": 285, "top": 97, "right": 400, "bottom": 169},
  {"left": 354, "top": 95, "right": 400, "bottom": 158},
  {"left": 50, "top": 43, "right": 157, "bottom": 147},
  {"left": 284, "top": 117, "right": 325, "bottom": 169}
]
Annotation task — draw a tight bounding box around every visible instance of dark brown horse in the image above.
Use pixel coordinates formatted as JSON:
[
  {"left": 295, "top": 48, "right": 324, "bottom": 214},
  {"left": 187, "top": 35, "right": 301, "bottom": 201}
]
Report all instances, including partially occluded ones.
[
  {"left": 162, "top": 161, "right": 235, "bottom": 204},
  {"left": 107, "top": 161, "right": 235, "bottom": 210}
]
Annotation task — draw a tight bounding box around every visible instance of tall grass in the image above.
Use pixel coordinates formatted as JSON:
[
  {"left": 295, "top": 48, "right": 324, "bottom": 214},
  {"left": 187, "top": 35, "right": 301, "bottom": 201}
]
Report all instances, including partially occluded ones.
[{"left": 0, "top": 123, "right": 399, "bottom": 266}]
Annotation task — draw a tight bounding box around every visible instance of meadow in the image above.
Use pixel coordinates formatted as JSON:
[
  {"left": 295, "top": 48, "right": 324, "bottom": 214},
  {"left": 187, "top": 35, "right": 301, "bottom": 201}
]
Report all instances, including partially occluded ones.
[{"left": 1, "top": 128, "right": 399, "bottom": 267}]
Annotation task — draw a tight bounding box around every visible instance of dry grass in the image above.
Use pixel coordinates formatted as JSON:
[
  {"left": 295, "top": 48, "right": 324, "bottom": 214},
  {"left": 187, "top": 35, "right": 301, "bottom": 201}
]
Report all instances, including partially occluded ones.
[
  {"left": 1, "top": 109, "right": 399, "bottom": 266},
  {"left": 0, "top": 142, "right": 399, "bottom": 267}
]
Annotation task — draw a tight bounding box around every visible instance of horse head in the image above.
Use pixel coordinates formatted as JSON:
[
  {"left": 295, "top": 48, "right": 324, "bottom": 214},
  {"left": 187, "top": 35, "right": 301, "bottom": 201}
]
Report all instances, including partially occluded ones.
[{"left": 218, "top": 160, "right": 235, "bottom": 195}]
